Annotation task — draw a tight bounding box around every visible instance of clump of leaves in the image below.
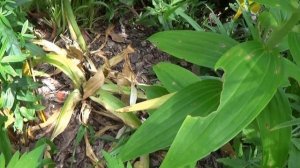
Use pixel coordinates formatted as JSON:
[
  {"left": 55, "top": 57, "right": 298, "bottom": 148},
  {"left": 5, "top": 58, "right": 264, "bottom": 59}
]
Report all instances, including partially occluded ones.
[
  {"left": 0, "top": 0, "right": 45, "bottom": 131},
  {"left": 115, "top": 0, "right": 300, "bottom": 167},
  {"left": 139, "top": 0, "right": 203, "bottom": 30}
]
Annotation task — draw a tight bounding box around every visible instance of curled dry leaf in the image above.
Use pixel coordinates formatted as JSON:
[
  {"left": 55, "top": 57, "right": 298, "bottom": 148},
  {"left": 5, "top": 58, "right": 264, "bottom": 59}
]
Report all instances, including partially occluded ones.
[
  {"left": 79, "top": 101, "right": 91, "bottom": 125},
  {"left": 85, "top": 134, "right": 104, "bottom": 168},
  {"left": 33, "top": 39, "right": 67, "bottom": 56},
  {"left": 67, "top": 43, "right": 84, "bottom": 61},
  {"left": 83, "top": 69, "right": 105, "bottom": 99}
]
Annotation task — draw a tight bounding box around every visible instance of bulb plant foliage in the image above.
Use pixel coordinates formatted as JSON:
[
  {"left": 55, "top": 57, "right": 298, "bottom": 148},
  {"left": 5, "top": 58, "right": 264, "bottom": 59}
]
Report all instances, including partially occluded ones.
[{"left": 116, "top": 0, "right": 300, "bottom": 167}]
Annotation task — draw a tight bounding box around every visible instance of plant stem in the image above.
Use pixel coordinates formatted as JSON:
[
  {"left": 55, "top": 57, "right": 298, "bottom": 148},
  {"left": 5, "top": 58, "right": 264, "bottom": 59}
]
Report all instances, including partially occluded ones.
[
  {"left": 266, "top": 9, "right": 300, "bottom": 48},
  {"left": 63, "top": 0, "right": 87, "bottom": 51}
]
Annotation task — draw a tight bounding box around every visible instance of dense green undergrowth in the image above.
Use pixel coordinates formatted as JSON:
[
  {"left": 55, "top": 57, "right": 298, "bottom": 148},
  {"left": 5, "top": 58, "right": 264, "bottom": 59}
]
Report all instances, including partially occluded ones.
[{"left": 1, "top": 0, "right": 300, "bottom": 167}]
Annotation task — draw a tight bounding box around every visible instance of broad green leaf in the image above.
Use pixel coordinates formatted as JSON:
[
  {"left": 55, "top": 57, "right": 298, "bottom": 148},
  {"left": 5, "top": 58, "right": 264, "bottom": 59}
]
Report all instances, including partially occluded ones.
[
  {"left": 90, "top": 90, "right": 141, "bottom": 129},
  {"left": 288, "top": 32, "right": 300, "bottom": 65},
  {"left": 6, "top": 151, "right": 20, "bottom": 168},
  {"left": 148, "top": 31, "right": 238, "bottom": 68},
  {"left": 1, "top": 55, "right": 27, "bottom": 63},
  {"left": 153, "top": 62, "right": 200, "bottom": 92},
  {"left": 161, "top": 41, "right": 283, "bottom": 168},
  {"left": 36, "top": 54, "right": 86, "bottom": 89},
  {"left": 13, "top": 145, "right": 45, "bottom": 168},
  {"left": 120, "top": 80, "right": 222, "bottom": 161},
  {"left": 254, "top": 0, "right": 298, "bottom": 11},
  {"left": 138, "top": 85, "right": 168, "bottom": 99},
  {"left": 256, "top": 89, "right": 291, "bottom": 167},
  {"left": 51, "top": 89, "right": 81, "bottom": 140},
  {"left": 103, "top": 150, "right": 125, "bottom": 168}
]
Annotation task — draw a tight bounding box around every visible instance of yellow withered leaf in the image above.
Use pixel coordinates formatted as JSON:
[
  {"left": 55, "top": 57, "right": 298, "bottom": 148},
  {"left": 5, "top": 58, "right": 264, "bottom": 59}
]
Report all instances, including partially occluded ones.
[
  {"left": 33, "top": 39, "right": 67, "bottom": 56},
  {"left": 116, "top": 93, "right": 175, "bottom": 113},
  {"left": 50, "top": 89, "right": 81, "bottom": 140}
]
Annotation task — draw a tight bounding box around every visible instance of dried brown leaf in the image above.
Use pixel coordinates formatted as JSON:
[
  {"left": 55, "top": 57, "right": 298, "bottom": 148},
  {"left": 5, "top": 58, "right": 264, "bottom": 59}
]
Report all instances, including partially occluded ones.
[
  {"left": 85, "top": 134, "right": 104, "bottom": 168},
  {"left": 83, "top": 69, "right": 105, "bottom": 99},
  {"left": 67, "top": 43, "right": 84, "bottom": 61}
]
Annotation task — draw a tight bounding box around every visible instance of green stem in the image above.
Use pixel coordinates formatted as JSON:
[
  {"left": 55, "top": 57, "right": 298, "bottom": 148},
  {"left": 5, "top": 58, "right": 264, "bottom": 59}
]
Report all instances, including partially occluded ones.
[
  {"left": 63, "top": 0, "right": 87, "bottom": 51},
  {"left": 266, "top": 9, "right": 300, "bottom": 48}
]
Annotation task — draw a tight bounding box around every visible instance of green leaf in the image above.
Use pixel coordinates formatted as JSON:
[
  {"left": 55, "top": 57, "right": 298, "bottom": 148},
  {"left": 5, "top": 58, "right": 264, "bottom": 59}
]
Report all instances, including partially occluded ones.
[
  {"left": 288, "top": 32, "right": 300, "bottom": 65},
  {"left": 90, "top": 90, "right": 141, "bottom": 129},
  {"left": 0, "top": 154, "right": 5, "bottom": 168},
  {"left": 153, "top": 62, "right": 200, "bottom": 92},
  {"left": 289, "top": 144, "right": 300, "bottom": 168},
  {"left": 0, "top": 116, "right": 12, "bottom": 162},
  {"left": 13, "top": 145, "right": 45, "bottom": 168},
  {"left": 255, "top": 0, "right": 298, "bottom": 11},
  {"left": 24, "top": 43, "right": 46, "bottom": 57},
  {"left": 103, "top": 150, "right": 125, "bottom": 168},
  {"left": 161, "top": 41, "right": 283, "bottom": 168},
  {"left": 1, "top": 55, "right": 27, "bottom": 63},
  {"left": 138, "top": 85, "right": 169, "bottom": 99},
  {"left": 217, "top": 157, "right": 250, "bottom": 168},
  {"left": 36, "top": 53, "right": 86, "bottom": 89},
  {"left": 21, "top": 20, "right": 28, "bottom": 35},
  {"left": 282, "top": 58, "right": 300, "bottom": 83},
  {"left": 148, "top": 31, "right": 238, "bottom": 68},
  {"left": 120, "top": 79, "right": 222, "bottom": 161},
  {"left": 256, "top": 89, "right": 291, "bottom": 167},
  {"left": 6, "top": 151, "right": 20, "bottom": 168}
]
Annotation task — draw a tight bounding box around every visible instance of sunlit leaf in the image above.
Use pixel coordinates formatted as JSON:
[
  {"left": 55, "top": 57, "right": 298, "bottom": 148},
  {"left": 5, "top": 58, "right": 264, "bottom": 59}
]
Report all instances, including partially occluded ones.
[
  {"left": 120, "top": 80, "right": 222, "bottom": 161},
  {"left": 36, "top": 53, "right": 86, "bottom": 89},
  {"left": 90, "top": 90, "right": 141, "bottom": 129},
  {"left": 160, "top": 41, "right": 283, "bottom": 168},
  {"left": 116, "top": 93, "right": 175, "bottom": 113},
  {"left": 148, "top": 31, "right": 238, "bottom": 68}
]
